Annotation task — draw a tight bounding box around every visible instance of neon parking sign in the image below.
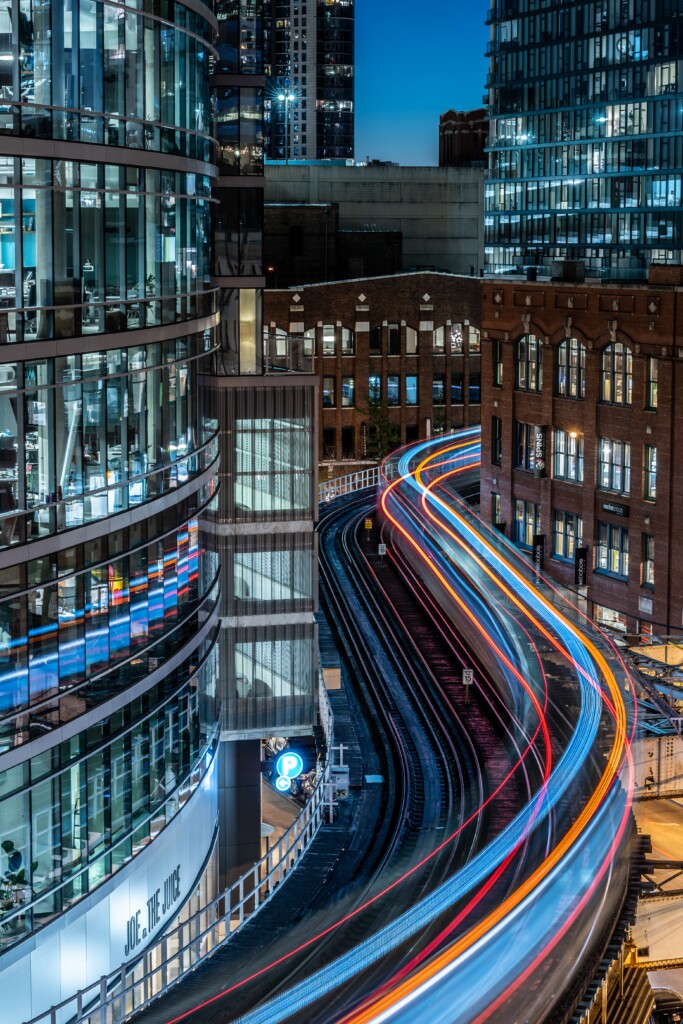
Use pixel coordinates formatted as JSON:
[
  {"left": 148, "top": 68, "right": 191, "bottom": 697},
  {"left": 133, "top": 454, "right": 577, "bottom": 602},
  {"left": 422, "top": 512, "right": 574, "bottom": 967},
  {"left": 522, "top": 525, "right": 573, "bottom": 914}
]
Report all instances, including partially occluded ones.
[
  {"left": 275, "top": 751, "right": 303, "bottom": 780},
  {"left": 275, "top": 776, "right": 292, "bottom": 793}
]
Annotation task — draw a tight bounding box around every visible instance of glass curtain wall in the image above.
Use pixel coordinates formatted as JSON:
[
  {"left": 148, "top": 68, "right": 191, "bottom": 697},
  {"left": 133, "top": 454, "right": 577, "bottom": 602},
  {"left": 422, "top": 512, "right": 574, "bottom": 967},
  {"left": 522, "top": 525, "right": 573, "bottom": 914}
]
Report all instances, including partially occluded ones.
[
  {"left": 0, "top": 0, "right": 221, "bottom": 964},
  {"left": 486, "top": 0, "right": 683, "bottom": 277}
]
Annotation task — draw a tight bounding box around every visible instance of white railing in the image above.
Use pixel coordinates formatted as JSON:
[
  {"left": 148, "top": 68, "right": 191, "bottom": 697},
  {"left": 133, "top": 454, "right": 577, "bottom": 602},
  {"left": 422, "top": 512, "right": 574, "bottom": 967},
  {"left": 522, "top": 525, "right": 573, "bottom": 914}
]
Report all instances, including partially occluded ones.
[
  {"left": 319, "top": 465, "right": 384, "bottom": 503},
  {"left": 27, "top": 767, "right": 331, "bottom": 1024}
]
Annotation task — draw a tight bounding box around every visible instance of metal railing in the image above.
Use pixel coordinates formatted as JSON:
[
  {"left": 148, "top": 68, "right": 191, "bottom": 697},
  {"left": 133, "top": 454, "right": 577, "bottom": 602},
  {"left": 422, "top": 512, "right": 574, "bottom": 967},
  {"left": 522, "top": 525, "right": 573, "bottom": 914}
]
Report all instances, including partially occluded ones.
[
  {"left": 319, "top": 465, "right": 386, "bottom": 503},
  {"left": 26, "top": 765, "right": 330, "bottom": 1024}
]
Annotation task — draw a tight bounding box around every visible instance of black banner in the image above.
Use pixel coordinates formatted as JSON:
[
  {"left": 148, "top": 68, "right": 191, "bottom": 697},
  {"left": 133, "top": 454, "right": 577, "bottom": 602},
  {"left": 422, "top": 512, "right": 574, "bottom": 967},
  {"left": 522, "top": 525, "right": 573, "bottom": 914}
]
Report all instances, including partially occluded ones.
[
  {"left": 533, "top": 533, "right": 545, "bottom": 573},
  {"left": 534, "top": 426, "right": 547, "bottom": 478},
  {"left": 575, "top": 547, "right": 588, "bottom": 587}
]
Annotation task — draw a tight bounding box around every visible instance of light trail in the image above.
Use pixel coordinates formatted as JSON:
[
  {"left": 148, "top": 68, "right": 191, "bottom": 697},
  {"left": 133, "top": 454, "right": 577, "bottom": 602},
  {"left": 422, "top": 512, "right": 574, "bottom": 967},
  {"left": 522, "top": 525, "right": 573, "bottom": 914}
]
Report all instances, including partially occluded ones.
[
  {"left": 155, "top": 429, "right": 636, "bottom": 1024},
  {"left": 339, "top": 432, "right": 634, "bottom": 1023}
]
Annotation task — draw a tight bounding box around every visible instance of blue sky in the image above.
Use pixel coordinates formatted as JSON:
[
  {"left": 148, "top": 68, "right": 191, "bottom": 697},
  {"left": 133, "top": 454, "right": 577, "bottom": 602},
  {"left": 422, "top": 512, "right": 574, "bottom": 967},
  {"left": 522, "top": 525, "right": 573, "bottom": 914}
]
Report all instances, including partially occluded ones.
[{"left": 355, "top": 0, "right": 490, "bottom": 165}]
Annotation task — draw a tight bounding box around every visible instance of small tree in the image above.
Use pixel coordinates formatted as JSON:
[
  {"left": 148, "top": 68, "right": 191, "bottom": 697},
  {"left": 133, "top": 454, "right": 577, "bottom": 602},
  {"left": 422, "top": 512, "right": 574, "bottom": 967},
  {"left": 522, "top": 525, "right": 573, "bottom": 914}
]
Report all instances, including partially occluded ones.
[{"left": 364, "top": 393, "right": 399, "bottom": 463}]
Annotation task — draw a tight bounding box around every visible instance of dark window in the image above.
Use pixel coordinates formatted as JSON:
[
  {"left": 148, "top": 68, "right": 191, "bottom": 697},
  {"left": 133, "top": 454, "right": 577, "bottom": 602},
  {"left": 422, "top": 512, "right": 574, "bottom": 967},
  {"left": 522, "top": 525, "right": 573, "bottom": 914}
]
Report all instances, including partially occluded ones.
[
  {"left": 369, "top": 326, "right": 381, "bottom": 355},
  {"left": 492, "top": 416, "right": 502, "bottom": 464},
  {"left": 388, "top": 323, "right": 401, "bottom": 356},
  {"left": 516, "top": 333, "right": 543, "bottom": 391},
  {"left": 514, "top": 421, "right": 536, "bottom": 471},
  {"left": 642, "top": 533, "right": 654, "bottom": 587},
  {"left": 451, "top": 372, "right": 464, "bottom": 403},
  {"left": 469, "top": 373, "right": 481, "bottom": 403},
  {"left": 433, "top": 373, "right": 445, "bottom": 405},
  {"left": 322, "top": 427, "right": 336, "bottom": 460},
  {"left": 341, "top": 426, "right": 355, "bottom": 459}
]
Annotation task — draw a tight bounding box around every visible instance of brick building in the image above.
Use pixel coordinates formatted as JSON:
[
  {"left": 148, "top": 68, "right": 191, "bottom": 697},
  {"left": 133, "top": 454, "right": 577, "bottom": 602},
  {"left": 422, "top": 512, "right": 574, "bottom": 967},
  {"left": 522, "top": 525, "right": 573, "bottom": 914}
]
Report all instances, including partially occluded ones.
[
  {"left": 264, "top": 272, "right": 482, "bottom": 471},
  {"left": 480, "top": 266, "right": 683, "bottom": 636},
  {"left": 439, "top": 108, "right": 487, "bottom": 168}
]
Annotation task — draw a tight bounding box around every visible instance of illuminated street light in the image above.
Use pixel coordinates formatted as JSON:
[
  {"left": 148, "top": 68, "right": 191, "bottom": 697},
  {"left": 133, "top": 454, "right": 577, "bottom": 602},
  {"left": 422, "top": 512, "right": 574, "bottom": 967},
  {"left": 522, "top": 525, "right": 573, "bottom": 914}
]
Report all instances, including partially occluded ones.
[{"left": 278, "top": 91, "right": 296, "bottom": 164}]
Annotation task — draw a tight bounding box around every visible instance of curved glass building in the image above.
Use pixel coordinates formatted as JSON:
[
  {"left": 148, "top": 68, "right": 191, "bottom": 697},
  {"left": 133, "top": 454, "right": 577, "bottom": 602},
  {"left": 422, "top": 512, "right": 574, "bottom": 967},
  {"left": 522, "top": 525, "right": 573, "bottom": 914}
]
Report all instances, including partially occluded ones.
[
  {"left": 485, "top": 0, "right": 683, "bottom": 278},
  {"left": 0, "top": 2, "right": 221, "bottom": 1020}
]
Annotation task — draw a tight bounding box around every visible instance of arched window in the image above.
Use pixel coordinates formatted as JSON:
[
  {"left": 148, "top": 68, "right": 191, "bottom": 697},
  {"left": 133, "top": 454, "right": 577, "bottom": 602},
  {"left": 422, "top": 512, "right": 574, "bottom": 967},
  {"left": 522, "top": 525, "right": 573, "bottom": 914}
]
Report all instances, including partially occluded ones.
[
  {"left": 516, "top": 333, "right": 543, "bottom": 391},
  {"left": 601, "top": 342, "right": 632, "bottom": 404},
  {"left": 556, "top": 337, "right": 586, "bottom": 399}
]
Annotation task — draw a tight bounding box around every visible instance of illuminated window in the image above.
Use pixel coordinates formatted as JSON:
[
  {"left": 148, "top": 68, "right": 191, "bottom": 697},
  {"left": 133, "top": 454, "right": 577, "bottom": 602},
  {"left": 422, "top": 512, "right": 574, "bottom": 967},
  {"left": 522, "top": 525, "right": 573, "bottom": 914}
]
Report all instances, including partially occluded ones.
[
  {"left": 556, "top": 337, "right": 585, "bottom": 399},
  {"left": 553, "top": 510, "right": 582, "bottom": 561},
  {"left": 644, "top": 445, "right": 657, "bottom": 499},
  {"left": 598, "top": 437, "right": 630, "bottom": 494},
  {"left": 600, "top": 342, "right": 632, "bottom": 404},
  {"left": 553, "top": 429, "right": 584, "bottom": 482},
  {"left": 596, "top": 522, "right": 629, "bottom": 579},
  {"left": 516, "top": 333, "right": 543, "bottom": 391}
]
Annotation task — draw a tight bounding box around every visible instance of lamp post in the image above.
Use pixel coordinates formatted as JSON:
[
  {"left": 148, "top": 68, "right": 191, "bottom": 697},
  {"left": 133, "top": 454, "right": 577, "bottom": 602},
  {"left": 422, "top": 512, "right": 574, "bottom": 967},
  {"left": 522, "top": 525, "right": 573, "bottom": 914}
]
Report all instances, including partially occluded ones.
[{"left": 278, "top": 91, "right": 295, "bottom": 164}]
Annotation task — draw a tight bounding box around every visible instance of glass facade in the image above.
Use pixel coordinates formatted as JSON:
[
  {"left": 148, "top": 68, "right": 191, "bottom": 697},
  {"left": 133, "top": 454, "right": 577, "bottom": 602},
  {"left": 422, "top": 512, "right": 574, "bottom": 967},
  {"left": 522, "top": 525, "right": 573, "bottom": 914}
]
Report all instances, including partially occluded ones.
[
  {"left": 485, "top": 0, "right": 683, "bottom": 277},
  {"left": 0, "top": 0, "right": 221, "bottom": 969}
]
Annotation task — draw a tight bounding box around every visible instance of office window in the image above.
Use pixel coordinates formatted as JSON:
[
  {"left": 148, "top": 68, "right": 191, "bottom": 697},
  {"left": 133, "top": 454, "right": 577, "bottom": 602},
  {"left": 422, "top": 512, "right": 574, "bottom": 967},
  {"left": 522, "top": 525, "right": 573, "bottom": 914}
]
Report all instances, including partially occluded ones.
[
  {"left": 450, "top": 323, "right": 464, "bottom": 354},
  {"left": 644, "top": 445, "right": 657, "bottom": 499},
  {"left": 303, "top": 327, "right": 315, "bottom": 357},
  {"left": 433, "top": 326, "right": 446, "bottom": 353},
  {"left": 387, "top": 374, "right": 399, "bottom": 406},
  {"left": 433, "top": 373, "right": 445, "bottom": 405},
  {"left": 492, "top": 416, "right": 502, "bottom": 464},
  {"left": 451, "top": 371, "right": 464, "bottom": 403},
  {"left": 556, "top": 337, "right": 585, "bottom": 399},
  {"left": 553, "top": 510, "right": 583, "bottom": 561},
  {"left": 642, "top": 533, "right": 654, "bottom": 587},
  {"left": 321, "top": 324, "right": 335, "bottom": 356},
  {"left": 322, "top": 375, "right": 335, "bottom": 408},
  {"left": 469, "top": 372, "right": 481, "bottom": 403},
  {"left": 468, "top": 325, "right": 481, "bottom": 353},
  {"left": 516, "top": 333, "right": 543, "bottom": 392},
  {"left": 598, "top": 438, "right": 631, "bottom": 494},
  {"left": 600, "top": 342, "right": 632, "bottom": 405},
  {"left": 553, "top": 429, "right": 584, "bottom": 482},
  {"left": 341, "top": 328, "right": 354, "bottom": 355},
  {"left": 596, "top": 522, "right": 629, "bottom": 579},
  {"left": 646, "top": 356, "right": 658, "bottom": 409},
  {"left": 368, "top": 374, "right": 381, "bottom": 401},
  {"left": 341, "top": 376, "right": 354, "bottom": 407},
  {"left": 406, "top": 327, "right": 418, "bottom": 355},
  {"left": 514, "top": 499, "right": 540, "bottom": 548},
  {"left": 388, "top": 323, "right": 400, "bottom": 356},
  {"left": 493, "top": 338, "right": 503, "bottom": 387},
  {"left": 406, "top": 375, "right": 418, "bottom": 406},
  {"left": 514, "top": 421, "right": 536, "bottom": 471}
]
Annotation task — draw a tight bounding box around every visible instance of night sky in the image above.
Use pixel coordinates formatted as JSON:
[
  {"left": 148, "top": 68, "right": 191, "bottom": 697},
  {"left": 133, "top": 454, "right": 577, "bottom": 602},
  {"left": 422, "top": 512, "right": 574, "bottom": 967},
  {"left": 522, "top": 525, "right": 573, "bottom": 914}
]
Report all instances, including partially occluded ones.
[{"left": 355, "top": 0, "right": 490, "bottom": 166}]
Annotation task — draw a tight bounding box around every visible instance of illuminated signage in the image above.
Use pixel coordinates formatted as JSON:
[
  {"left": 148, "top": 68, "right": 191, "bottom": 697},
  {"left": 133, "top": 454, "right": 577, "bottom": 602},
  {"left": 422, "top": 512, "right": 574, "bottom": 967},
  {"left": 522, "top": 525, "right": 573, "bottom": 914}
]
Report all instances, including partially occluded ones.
[
  {"left": 275, "top": 751, "right": 303, "bottom": 780},
  {"left": 575, "top": 547, "right": 588, "bottom": 587},
  {"left": 275, "top": 776, "right": 292, "bottom": 793}
]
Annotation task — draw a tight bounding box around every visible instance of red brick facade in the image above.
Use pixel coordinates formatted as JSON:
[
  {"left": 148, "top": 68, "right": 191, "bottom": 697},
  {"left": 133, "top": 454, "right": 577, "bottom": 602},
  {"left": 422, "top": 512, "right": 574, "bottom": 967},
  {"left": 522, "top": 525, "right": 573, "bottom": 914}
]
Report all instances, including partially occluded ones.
[
  {"left": 480, "top": 274, "right": 683, "bottom": 636},
  {"left": 264, "top": 272, "right": 483, "bottom": 470}
]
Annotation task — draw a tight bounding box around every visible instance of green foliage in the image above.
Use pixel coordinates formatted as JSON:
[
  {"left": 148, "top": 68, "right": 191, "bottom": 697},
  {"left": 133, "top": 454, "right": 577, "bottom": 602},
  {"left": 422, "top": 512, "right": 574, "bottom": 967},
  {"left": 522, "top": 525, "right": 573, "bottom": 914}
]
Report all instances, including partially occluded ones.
[{"left": 364, "top": 393, "right": 399, "bottom": 463}]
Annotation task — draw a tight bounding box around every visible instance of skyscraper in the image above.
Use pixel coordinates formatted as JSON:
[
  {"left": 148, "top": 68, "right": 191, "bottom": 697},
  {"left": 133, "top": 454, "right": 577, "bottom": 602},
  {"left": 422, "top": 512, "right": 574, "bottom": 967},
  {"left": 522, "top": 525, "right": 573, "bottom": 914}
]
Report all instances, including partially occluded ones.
[
  {"left": 0, "top": 4, "right": 221, "bottom": 1020},
  {"left": 485, "top": 0, "right": 683, "bottom": 279},
  {"left": 264, "top": 0, "right": 355, "bottom": 161}
]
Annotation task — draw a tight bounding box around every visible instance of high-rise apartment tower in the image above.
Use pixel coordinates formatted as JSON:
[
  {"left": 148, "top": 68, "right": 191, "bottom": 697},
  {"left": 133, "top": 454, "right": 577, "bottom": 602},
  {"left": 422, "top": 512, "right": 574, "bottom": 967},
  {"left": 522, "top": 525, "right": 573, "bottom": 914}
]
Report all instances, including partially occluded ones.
[
  {"left": 264, "top": 0, "right": 354, "bottom": 161},
  {"left": 485, "top": 0, "right": 683, "bottom": 278}
]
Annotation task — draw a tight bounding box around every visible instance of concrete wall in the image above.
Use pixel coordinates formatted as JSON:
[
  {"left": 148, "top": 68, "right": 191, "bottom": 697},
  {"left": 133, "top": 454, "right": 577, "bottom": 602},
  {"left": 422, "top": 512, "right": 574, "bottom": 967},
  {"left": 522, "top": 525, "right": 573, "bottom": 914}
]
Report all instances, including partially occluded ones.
[{"left": 264, "top": 165, "right": 485, "bottom": 276}]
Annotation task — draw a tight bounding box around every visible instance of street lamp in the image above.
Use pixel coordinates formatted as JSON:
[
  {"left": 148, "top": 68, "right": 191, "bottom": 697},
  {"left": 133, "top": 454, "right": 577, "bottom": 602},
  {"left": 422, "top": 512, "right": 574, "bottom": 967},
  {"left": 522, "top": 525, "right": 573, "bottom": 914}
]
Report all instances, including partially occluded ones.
[{"left": 278, "top": 91, "right": 296, "bottom": 164}]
